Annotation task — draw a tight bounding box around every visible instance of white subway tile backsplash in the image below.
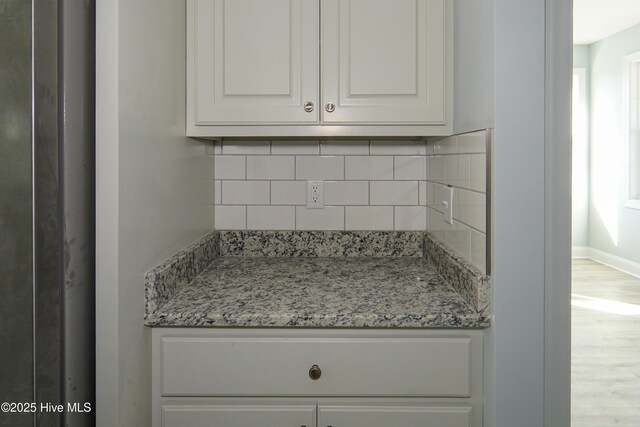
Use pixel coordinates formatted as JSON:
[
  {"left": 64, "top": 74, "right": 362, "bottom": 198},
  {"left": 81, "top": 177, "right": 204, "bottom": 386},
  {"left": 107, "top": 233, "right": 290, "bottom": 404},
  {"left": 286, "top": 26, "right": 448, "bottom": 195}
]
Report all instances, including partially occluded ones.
[
  {"left": 214, "top": 180, "right": 221, "bottom": 204},
  {"left": 324, "top": 181, "right": 369, "bottom": 206},
  {"left": 296, "top": 156, "right": 344, "bottom": 180},
  {"left": 370, "top": 141, "right": 427, "bottom": 155},
  {"left": 444, "top": 155, "right": 459, "bottom": 185},
  {"left": 295, "top": 206, "right": 345, "bottom": 230},
  {"left": 469, "top": 154, "right": 486, "bottom": 192},
  {"left": 222, "top": 140, "right": 270, "bottom": 155},
  {"left": 320, "top": 140, "right": 369, "bottom": 155},
  {"left": 428, "top": 136, "right": 458, "bottom": 155},
  {"left": 426, "top": 130, "right": 489, "bottom": 271},
  {"left": 395, "top": 206, "right": 427, "bottom": 230},
  {"left": 454, "top": 189, "right": 486, "bottom": 232},
  {"left": 470, "top": 229, "right": 487, "bottom": 274},
  {"left": 247, "top": 206, "right": 295, "bottom": 230},
  {"left": 447, "top": 220, "right": 472, "bottom": 261},
  {"left": 271, "top": 181, "right": 306, "bottom": 205},
  {"left": 210, "top": 138, "right": 458, "bottom": 232},
  {"left": 427, "top": 183, "right": 446, "bottom": 213},
  {"left": 394, "top": 156, "right": 426, "bottom": 180},
  {"left": 427, "top": 208, "right": 450, "bottom": 243},
  {"left": 222, "top": 181, "right": 270, "bottom": 205},
  {"left": 370, "top": 181, "right": 419, "bottom": 205},
  {"left": 345, "top": 156, "right": 393, "bottom": 180},
  {"left": 215, "top": 155, "right": 245, "bottom": 180},
  {"left": 427, "top": 156, "right": 446, "bottom": 182},
  {"left": 345, "top": 206, "right": 394, "bottom": 230},
  {"left": 457, "top": 131, "right": 486, "bottom": 153},
  {"left": 452, "top": 155, "right": 471, "bottom": 188},
  {"left": 247, "top": 156, "right": 295, "bottom": 180},
  {"left": 271, "top": 140, "right": 319, "bottom": 155},
  {"left": 419, "top": 181, "right": 428, "bottom": 206},
  {"left": 215, "top": 206, "right": 246, "bottom": 230}
]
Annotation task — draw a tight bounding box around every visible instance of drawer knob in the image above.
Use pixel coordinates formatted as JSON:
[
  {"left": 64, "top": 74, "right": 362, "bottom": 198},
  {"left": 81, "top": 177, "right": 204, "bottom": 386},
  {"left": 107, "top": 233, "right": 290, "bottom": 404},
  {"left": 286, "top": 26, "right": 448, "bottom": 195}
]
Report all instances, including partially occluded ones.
[{"left": 308, "top": 364, "right": 322, "bottom": 380}]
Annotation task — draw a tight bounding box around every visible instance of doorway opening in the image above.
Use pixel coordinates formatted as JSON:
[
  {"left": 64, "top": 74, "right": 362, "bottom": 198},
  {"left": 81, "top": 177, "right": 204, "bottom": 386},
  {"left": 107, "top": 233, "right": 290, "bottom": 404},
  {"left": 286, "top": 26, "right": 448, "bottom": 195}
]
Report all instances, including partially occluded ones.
[{"left": 571, "top": 2, "right": 640, "bottom": 425}]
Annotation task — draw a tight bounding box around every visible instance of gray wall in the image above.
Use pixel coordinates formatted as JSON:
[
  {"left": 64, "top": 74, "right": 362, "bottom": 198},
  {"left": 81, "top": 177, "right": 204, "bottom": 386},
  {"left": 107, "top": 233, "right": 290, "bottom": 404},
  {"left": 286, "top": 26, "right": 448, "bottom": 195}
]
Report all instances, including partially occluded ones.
[
  {"left": 96, "top": 0, "right": 214, "bottom": 424},
  {"left": 0, "top": 2, "right": 34, "bottom": 425},
  {"left": 453, "top": 0, "right": 495, "bottom": 134},
  {"left": 587, "top": 22, "right": 640, "bottom": 265},
  {"left": 490, "top": 0, "right": 547, "bottom": 425}
]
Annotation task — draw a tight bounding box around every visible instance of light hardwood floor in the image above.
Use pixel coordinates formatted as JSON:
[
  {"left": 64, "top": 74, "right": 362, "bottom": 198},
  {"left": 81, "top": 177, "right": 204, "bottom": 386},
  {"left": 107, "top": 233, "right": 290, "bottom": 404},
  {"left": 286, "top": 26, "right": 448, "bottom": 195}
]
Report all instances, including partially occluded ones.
[{"left": 572, "top": 259, "right": 640, "bottom": 426}]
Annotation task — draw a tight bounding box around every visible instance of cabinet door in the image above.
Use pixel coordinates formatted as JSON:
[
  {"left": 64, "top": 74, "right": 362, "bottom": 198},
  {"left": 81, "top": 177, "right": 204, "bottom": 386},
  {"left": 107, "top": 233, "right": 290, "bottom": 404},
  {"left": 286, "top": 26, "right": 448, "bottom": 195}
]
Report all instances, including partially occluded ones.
[
  {"left": 318, "top": 405, "right": 472, "bottom": 427},
  {"left": 321, "top": 0, "right": 446, "bottom": 124},
  {"left": 163, "top": 403, "right": 316, "bottom": 427},
  {"left": 189, "top": 0, "right": 319, "bottom": 124}
]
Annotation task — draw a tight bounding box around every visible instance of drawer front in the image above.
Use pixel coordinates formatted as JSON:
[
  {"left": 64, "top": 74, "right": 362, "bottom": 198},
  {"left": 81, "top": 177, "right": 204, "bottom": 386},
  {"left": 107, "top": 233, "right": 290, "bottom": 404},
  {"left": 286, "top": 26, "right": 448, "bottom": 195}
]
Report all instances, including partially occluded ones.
[
  {"left": 161, "top": 337, "right": 471, "bottom": 397},
  {"left": 163, "top": 403, "right": 316, "bottom": 427},
  {"left": 318, "top": 404, "right": 472, "bottom": 427}
]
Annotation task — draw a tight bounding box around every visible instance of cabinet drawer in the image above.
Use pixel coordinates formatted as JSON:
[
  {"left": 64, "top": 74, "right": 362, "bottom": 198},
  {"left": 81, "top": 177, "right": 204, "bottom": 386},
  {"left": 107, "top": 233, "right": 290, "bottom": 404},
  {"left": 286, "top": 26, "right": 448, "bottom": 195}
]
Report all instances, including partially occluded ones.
[
  {"left": 162, "top": 403, "right": 316, "bottom": 427},
  {"left": 161, "top": 337, "right": 471, "bottom": 397}
]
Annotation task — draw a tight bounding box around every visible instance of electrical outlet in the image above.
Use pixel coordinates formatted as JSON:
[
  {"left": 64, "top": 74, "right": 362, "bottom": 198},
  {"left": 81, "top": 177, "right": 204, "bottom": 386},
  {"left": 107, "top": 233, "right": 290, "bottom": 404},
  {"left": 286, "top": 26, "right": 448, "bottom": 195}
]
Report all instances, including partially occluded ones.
[{"left": 306, "top": 180, "right": 324, "bottom": 209}]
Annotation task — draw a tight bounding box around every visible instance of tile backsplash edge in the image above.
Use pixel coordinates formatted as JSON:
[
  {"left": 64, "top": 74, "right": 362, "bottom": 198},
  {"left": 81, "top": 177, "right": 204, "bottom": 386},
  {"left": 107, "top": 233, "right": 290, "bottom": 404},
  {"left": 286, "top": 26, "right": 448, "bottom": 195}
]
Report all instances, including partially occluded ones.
[
  {"left": 424, "top": 232, "right": 490, "bottom": 315},
  {"left": 144, "top": 230, "right": 220, "bottom": 320}
]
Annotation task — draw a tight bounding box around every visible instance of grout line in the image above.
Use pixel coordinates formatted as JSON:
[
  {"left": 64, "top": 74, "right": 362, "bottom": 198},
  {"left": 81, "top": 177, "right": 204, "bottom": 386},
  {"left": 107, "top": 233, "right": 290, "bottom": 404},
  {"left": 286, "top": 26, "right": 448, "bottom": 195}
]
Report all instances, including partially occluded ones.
[
  {"left": 342, "top": 155, "right": 346, "bottom": 180},
  {"left": 426, "top": 181, "right": 486, "bottom": 195}
]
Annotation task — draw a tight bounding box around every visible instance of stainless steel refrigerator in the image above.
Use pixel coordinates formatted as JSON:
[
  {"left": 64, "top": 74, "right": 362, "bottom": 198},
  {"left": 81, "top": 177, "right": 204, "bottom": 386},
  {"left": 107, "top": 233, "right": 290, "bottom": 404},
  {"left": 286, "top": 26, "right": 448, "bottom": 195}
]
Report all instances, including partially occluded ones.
[{"left": 0, "top": 1, "right": 95, "bottom": 426}]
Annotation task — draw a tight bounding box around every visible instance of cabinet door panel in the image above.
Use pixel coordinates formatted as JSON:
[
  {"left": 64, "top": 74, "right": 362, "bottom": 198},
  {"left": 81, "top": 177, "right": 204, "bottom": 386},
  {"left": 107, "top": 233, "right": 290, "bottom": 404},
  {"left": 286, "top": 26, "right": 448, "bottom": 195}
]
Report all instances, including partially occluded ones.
[
  {"left": 322, "top": 0, "right": 446, "bottom": 124},
  {"left": 191, "top": 0, "right": 319, "bottom": 124},
  {"left": 318, "top": 405, "right": 472, "bottom": 427},
  {"left": 163, "top": 403, "right": 316, "bottom": 427}
]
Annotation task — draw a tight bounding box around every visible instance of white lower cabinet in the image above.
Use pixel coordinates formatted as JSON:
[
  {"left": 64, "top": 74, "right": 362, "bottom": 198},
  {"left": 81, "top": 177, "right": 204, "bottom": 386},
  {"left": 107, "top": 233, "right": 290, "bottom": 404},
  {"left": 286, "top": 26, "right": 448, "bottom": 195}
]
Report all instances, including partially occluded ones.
[
  {"left": 162, "top": 402, "right": 472, "bottom": 427},
  {"left": 152, "top": 329, "right": 483, "bottom": 427},
  {"left": 162, "top": 403, "right": 317, "bottom": 427},
  {"left": 318, "top": 404, "right": 472, "bottom": 427}
]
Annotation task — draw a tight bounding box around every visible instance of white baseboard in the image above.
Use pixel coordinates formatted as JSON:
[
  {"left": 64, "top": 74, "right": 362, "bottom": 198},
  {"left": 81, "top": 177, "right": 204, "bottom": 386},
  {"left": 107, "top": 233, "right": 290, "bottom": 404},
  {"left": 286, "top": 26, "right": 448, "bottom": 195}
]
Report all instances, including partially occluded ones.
[
  {"left": 577, "top": 247, "right": 640, "bottom": 278},
  {"left": 571, "top": 246, "right": 589, "bottom": 259}
]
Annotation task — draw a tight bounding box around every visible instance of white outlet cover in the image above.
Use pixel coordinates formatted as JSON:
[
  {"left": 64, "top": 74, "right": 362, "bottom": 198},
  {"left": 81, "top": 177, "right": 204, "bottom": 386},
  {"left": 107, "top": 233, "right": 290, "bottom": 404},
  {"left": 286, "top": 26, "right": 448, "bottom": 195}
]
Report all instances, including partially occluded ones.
[
  {"left": 443, "top": 186, "right": 454, "bottom": 225},
  {"left": 306, "top": 180, "right": 324, "bottom": 209}
]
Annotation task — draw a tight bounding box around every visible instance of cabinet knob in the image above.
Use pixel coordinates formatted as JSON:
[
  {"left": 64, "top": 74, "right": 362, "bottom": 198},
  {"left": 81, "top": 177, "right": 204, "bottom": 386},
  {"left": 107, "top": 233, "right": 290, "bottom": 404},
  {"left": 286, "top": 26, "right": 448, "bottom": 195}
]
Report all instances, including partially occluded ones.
[
  {"left": 308, "top": 364, "right": 322, "bottom": 380},
  {"left": 325, "top": 102, "right": 336, "bottom": 113},
  {"left": 303, "top": 101, "right": 315, "bottom": 112}
]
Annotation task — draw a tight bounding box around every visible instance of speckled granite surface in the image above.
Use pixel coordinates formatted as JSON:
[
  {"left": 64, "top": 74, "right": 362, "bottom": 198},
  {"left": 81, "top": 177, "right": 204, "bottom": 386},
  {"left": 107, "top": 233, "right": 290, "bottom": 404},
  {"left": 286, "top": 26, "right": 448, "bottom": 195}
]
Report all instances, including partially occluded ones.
[
  {"left": 424, "top": 233, "right": 490, "bottom": 315},
  {"left": 144, "top": 231, "right": 220, "bottom": 319},
  {"left": 220, "top": 231, "right": 423, "bottom": 257},
  {"left": 145, "top": 257, "right": 489, "bottom": 328}
]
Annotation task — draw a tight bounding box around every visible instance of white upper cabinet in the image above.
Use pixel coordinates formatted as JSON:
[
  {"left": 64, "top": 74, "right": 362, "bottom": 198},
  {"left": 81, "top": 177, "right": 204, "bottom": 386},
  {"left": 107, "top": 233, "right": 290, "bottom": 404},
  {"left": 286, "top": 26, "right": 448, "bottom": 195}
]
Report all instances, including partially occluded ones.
[
  {"left": 187, "top": 0, "right": 451, "bottom": 137},
  {"left": 321, "top": 0, "right": 445, "bottom": 124},
  {"left": 189, "top": 0, "right": 319, "bottom": 125}
]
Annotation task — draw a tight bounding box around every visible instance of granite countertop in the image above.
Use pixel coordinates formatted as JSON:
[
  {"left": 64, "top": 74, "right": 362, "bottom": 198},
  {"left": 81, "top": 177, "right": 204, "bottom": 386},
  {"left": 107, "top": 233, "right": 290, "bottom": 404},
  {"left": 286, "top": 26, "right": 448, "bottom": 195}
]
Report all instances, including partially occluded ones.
[{"left": 145, "top": 256, "right": 489, "bottom": 328}]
